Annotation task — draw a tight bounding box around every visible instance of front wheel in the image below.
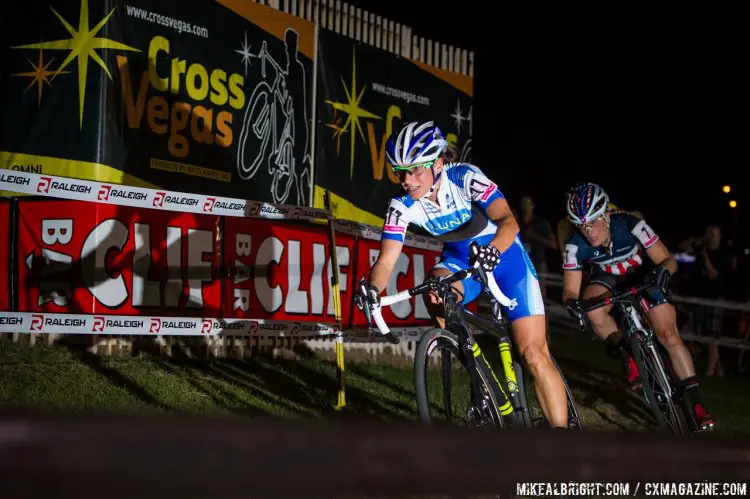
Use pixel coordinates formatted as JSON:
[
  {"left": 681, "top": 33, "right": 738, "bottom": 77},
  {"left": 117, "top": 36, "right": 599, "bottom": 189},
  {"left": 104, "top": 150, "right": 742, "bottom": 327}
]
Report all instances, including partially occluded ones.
[
  {"left": 629, "top": 331, "right": 686, "bottom": 435},
  {"left": 414, "top": 328, "right": 504, "bottom": 428}
]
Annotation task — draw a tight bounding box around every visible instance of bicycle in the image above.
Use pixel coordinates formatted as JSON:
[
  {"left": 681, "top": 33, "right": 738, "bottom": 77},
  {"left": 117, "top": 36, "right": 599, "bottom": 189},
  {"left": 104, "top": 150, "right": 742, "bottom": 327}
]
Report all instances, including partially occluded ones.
[
  {"left": 578, "top": 281, "right": 698, "bottom": 435},
  {"left": 356, "top": 242, "right": 582, "bottom": 430},
  {"left": 237, "top": 40, "right": 298, "bottom": 204}
]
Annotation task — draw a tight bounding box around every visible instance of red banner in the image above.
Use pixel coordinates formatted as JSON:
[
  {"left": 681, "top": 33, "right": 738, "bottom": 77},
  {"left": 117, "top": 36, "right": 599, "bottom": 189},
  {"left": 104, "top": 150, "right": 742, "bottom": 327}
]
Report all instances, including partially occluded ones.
[
  {"left": 11, "top": 198, "right": 456, "bottom": 329},
  {"left": 350, "top": 238, "right": 442, "bottom": 328},
  {"left": 16, "top": 200, "right": 222, "bottom": 316},
  {"left": 223, "top": 218, "right": 356, "bottom": 325},
  {"left": 0, "top": 200, "right": 10, "bottom": 311}
]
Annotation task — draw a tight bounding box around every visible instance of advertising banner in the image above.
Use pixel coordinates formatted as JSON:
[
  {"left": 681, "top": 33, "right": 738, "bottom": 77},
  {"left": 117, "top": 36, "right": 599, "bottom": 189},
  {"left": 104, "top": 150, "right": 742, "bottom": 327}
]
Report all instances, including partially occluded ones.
[
  {"left": 1, "top": 0, "right": 315, "bottom": 205},
  {"left": 350, "top": 237, "right": 442, "bottom": 328},
  {"left": 16, "top": 199, "right": 223, "bottom": 316},
  {"left": 313, "top": 28, "right": 474, "bottom": 226},
  {"left": 223, "top": 218, "right": 356, "bottom": 326},
  {"left": 0, "top": 200, "right": 10, "bottom": 311}
]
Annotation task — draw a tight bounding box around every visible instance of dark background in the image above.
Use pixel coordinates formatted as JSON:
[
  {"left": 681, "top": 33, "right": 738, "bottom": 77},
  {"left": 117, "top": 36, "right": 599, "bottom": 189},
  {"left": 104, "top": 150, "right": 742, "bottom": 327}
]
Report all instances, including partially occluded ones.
[{"left": 346, "top": 2, "right": 747, "bottom": 251}]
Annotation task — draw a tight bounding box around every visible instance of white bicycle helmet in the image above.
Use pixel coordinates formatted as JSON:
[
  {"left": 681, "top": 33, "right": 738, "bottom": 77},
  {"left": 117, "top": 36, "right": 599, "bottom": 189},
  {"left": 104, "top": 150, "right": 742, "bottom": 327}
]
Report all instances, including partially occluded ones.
[
  {"left": 566, "top": 182, "right": 610, "bottom": 224},
  {"left": 386, "top": 121, "right": 448, "bottom": 169}
]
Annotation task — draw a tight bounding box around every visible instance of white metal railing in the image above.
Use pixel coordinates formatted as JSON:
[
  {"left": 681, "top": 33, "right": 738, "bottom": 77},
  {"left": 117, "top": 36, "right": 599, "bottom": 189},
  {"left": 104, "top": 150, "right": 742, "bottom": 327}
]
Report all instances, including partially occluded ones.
[{"left": 257, "top": 0, "right": 473, "bottom": 77}]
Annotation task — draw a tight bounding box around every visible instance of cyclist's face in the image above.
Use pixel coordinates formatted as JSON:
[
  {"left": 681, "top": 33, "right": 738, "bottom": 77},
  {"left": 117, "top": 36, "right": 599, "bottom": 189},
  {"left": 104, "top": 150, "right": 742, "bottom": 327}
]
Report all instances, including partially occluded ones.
[
  {"left": 577, "top": 215, "right": 610, "bottom": 246},
  {"left": 397, "top": 159, "right": 440, "bottom": 199}
]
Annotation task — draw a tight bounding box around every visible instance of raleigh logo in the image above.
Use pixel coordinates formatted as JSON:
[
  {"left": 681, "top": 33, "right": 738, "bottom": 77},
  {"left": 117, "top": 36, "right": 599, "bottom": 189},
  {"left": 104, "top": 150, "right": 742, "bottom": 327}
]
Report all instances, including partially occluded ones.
[
  {"left": 98, "top": 185, "right": 112, "bottom": 201},
  {"left": 288, "top": 323, "right": 302, "bottom": 335},
  {"left": 247, "top": 202, "right": 261, "bottom": 216},
  {"left": 149, "top": 318, "right": 161, "bottom": 333},
  {"left": 248, "top": 321, "right": 260, "bottom": 334},
  {"left": 92, "top": 316, "right": 106, "bottom": 332},
  {"left": 153, "top": 191, "right": 166, "bottom": 207},
  {"left": 201, "top": 319, "right": 212, "bottom": 334},
  {"left": 203, "top": 197, "right": 216, "bottom": 213},
  {"left": 30, "top": 314, "right": 44, "bottom": 331},
  {"left": 37, "top": 176, "right": 52, "bottom": 194}
]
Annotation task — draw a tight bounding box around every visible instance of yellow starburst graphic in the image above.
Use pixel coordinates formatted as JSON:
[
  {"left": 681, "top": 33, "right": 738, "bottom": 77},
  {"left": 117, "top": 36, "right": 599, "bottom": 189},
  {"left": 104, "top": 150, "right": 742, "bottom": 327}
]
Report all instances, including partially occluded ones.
[
  {"left": 325, "top": 46, "right": 380, "bottom": 179},
  {"left": 325, "top": 110, "right": 349, "bottom": 156},
  {"left": 11, "top": 0, "right": 140, "bottom": 129},
  {"left": 11, "top": 44, "right": 69, "bottom": 106}
]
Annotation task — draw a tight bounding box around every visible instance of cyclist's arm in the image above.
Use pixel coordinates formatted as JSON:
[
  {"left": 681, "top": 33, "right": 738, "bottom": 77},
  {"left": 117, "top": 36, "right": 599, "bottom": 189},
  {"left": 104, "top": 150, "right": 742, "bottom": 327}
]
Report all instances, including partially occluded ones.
[
  {"left": 485, "top": 196, "right": 521, "bottom": 253},
  {"left": 629, "top": 216, "right": 677, "bottom": 275},
  {"left": 368, "top": 238, "right": 403, "bottom": 293},
  {"left": 561, "top": 241, "right": 584, "bottom": 302},
  {"left": 562, "top": 270, "right": 583, "bottom": 302},
  {"left": 645, "top": 240, "right": 678, "bottom": 275}
]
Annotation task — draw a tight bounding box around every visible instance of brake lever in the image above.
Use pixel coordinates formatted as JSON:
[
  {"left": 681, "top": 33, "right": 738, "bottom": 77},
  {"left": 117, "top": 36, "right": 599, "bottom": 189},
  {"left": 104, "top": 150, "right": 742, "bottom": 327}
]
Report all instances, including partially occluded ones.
[{"left": 356, "top": 277, "right": 374, "bottom": 330}]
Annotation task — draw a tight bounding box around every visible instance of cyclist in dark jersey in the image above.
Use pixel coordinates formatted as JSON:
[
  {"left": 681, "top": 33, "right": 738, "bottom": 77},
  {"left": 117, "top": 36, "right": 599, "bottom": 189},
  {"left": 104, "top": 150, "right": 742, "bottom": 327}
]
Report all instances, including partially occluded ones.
[{"left": 561, "top": 182, "right": 715, "bottom": 431}]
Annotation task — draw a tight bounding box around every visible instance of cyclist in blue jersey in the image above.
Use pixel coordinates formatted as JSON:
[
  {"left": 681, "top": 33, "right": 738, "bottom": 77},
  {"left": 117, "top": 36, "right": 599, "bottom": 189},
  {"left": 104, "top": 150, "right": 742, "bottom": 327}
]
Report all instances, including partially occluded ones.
[
  {"left": 355, "top": 121, "right": 569, "bottom": 428},
  {"left": 561, "top": 182, "right": 715, "bottom": 431}
]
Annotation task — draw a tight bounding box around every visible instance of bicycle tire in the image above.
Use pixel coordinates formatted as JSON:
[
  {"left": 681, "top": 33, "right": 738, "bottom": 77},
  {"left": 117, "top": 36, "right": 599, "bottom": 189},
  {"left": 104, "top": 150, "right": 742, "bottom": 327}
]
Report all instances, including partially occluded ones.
[
  {"left": 414, "top": 328, "right": 505, "bottom": 428},
  {"left": 518, "top": 355, "right": 583, "bottom": 430},
  {"left": 629, "top": 332, "right": 686, "bottom": 434},
  {"left": 550, "top": 354, "right": 584, "bottom": 430}
]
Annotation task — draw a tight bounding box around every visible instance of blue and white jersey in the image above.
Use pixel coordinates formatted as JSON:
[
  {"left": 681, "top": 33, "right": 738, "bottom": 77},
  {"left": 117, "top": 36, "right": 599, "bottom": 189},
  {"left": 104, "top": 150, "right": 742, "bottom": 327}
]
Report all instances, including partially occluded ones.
[{"left": 381, "top": 163, "right": 503, "bottom": 248}]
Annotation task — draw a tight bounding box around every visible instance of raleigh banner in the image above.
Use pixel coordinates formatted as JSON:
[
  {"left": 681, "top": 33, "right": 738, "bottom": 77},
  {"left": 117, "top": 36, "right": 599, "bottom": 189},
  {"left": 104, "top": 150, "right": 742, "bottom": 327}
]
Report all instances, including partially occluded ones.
[
  {"left": 1, "top": 0, "right": 315, "bottom": 206},
  {"left": 313, "top": 29, "right": 474, "bottom": 226}
]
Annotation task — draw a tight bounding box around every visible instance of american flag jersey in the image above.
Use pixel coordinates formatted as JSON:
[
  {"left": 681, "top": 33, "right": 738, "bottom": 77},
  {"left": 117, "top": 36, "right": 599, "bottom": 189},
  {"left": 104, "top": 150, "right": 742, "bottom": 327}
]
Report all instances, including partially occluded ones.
[{"left": 562, "top": 213, "right": 659, "bottom": 276}]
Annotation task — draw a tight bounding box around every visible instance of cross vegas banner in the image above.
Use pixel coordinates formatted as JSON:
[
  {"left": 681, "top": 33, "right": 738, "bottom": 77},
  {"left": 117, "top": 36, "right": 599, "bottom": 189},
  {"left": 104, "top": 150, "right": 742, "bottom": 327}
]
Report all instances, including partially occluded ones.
[
  {"left": 1, "top": 0, "right": 315, "bottom": 206},
  {"left": 313, "top": 28, "right": 474, "bottom": 226}
]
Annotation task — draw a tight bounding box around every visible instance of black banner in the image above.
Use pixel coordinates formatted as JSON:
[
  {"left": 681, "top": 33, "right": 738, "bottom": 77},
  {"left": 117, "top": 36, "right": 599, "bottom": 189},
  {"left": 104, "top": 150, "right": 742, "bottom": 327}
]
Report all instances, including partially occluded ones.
[
  {"left": 1, "top": 0, "right": 315, "bottom": 206},
  {"left": 313, "top": 29, "right": 473, "bottom": 225}
]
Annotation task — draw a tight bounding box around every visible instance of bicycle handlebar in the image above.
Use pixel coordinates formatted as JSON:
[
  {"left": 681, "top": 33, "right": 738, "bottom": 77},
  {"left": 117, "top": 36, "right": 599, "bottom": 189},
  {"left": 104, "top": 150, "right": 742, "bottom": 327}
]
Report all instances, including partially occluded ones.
[
  {"left": 357, "top": 242, "right": 517, "bottom": 344},
  {"left": 579, "top": 282, "right": 660, "bottom": 314}
]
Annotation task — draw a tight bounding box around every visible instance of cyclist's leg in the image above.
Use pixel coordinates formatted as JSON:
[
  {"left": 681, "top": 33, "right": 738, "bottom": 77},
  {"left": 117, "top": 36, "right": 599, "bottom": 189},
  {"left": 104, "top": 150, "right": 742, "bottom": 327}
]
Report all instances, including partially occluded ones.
[
  {"left": 644, "top": 290, "right": 716, "bottom": 429},
  {"left": 427, "top": 257, "right": 470, "bottom": 330},
  {"left": 585, "top": 272, "right": 641, "bottom": 387},
  {"left": 493, "top": 238, "right": 568, "bottom": 428}
]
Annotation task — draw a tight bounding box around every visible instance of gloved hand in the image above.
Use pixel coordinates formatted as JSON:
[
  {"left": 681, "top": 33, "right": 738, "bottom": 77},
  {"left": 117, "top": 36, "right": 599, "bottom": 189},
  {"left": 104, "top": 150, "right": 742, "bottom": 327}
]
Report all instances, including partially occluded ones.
[
  {"left": 649, "top": 266, "right": 671, "bottom": 291},
  {"left": 474, "top": 244, "right": 501, "bottom": 272},
  {"left": 355, "top": 280, "right": 381, "bottom": 311},
  {"left": 564, "top": 299, "right": 585, "bottom": 329}
]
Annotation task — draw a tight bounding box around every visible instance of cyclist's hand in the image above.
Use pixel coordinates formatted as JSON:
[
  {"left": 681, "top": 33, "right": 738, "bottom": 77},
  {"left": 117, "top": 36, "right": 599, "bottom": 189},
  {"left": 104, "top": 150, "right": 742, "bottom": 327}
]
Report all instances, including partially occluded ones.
[
  {"left": 564, "top": 299, "right": 585, "bottom": 329},
  {"left": 648, "top": 266, "right": 671, "bottom": 291},
  {"left": 355, "top": 281, "right": 380, "bottom": 311},
  {"left": 474, "top": 244, "right": 501, "bottom": 272}
]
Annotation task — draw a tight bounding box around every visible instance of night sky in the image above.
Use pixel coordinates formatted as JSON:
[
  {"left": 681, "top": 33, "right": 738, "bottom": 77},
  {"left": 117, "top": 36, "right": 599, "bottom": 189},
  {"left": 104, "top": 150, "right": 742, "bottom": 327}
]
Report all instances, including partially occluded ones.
[{"left": 348, "top": 3, "right": 747, "bottom": 250}]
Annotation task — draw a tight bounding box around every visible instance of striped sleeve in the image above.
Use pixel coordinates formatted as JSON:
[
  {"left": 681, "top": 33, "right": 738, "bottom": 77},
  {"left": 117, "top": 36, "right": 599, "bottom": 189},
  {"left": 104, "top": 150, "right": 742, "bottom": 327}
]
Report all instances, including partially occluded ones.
[{"left": 381, "top": 198, "right": 409, "bottom": 243}]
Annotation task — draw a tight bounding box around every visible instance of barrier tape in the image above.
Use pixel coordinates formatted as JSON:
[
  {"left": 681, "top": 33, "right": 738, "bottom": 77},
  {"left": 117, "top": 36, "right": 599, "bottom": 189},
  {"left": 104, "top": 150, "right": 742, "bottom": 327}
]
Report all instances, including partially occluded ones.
[
  {"left": 0, "top": 169, "right": 331, "bottom": 222},
  {"left": 0, "top": 312, "right": 429, "bottom": 341},
  {"left": 0, "top": 168, "right": 444, "bottom": 251}
]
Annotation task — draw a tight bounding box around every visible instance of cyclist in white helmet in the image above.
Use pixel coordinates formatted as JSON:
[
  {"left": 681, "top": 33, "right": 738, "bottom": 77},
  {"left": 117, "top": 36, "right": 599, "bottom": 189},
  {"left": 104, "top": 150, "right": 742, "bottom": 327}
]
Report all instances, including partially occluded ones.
[
  {"left": 561, "top": 181, "right": 715, "bottom": 431},
  {"left": 355, "top": 121, "right": 570, "bottom": 429}
]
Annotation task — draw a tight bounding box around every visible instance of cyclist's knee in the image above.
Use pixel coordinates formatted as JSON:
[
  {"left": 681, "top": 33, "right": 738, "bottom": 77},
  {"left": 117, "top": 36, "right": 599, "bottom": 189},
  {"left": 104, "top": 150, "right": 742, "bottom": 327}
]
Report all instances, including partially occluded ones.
[
  {"left": 586, "top": 306, "right": 616, "bottom": 332},
  {"left": 520, "top": 344, "right": 549, "bottom": 373}
]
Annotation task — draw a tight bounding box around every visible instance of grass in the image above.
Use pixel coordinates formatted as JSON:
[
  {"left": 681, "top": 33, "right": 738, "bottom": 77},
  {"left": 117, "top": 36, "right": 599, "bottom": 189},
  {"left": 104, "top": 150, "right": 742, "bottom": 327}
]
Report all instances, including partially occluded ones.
[{"left": 0, "top": 331, "right": 748, "bottom": 435}]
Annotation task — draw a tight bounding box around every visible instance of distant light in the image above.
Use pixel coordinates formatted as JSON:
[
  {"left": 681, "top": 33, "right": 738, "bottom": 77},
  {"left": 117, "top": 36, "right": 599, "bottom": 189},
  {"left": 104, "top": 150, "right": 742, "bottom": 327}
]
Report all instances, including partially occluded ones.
[
  {"left": 744, "top": 248, "right": 749, "bottom": 256},
  {"left": 723, "top": 185, "right": 731, "bottom": 193},
  {"left": 730, "top": 200, "right": 738, "bottom": 208}
]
